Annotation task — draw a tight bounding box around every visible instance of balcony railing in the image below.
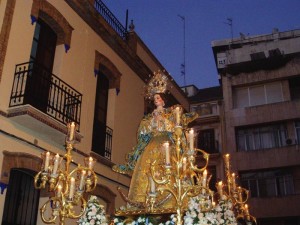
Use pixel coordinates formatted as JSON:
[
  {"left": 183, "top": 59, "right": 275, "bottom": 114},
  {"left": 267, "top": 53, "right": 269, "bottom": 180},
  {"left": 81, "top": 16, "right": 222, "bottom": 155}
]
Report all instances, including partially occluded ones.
[
  {"left": 9, "top": 62, "right": 82, "bottom": 128},
  {"left": 105, "top": 126, "right": 113, "bottom": 160},
  {"left": 92, "top": 124, "right": 113, "bottom": 160},
  {"left": 192, "top": 102, "right": 219, "bottom": 117},
  {"left": 94, "top": 0, "right": 127, "bottom": 40}
]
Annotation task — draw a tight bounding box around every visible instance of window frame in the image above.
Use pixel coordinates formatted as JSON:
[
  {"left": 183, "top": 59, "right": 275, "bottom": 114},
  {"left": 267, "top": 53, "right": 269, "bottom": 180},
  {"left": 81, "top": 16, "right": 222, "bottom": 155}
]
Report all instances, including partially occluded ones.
[
  {"left": 240, "top": 169, "right": 295, "bottom": 198},
  {"left": 295, "top": 121, "right": 300, "bottom": 145},
  {"left": 236, "top": 123, "right": 288, "bottom": 151},
  {"left": 233, "top": 81, "right": 284, "bottom": 108}
]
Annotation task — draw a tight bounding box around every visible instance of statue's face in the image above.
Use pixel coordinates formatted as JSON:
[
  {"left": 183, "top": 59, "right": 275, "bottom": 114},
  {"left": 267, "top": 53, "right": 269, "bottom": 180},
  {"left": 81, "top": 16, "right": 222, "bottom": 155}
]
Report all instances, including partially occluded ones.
[{"left": 154, "top": 94, "right": 164, "bottom": 107}]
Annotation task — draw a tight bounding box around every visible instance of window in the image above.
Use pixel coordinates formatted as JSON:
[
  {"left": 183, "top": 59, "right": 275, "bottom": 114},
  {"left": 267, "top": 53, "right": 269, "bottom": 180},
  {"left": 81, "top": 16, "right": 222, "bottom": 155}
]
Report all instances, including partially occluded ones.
[
  {"left": 250, "top": 52, "right": 266, "bottom": 61},
  {"left": 92, "top": 72, "right": 111, "bottom": 159},
  {"left": 240, "top": 168, "right": 295, "bottom": 198},
  {"left": 234, "top": 87, "right": 249, "bottom": 108},
  {"left": 289, "top": 76, "right": 300, "bottom": 100},
  {"left": 236, "top": 123, "right": 287, "bottom": 151},
  {"left": 197, "top": 129, "right": 218, "bottom": 153},
  {"left": 233, "top": 82, "right": 283, "bottom": 108},
  {"left": 2, "top": 168, "right": 40, "bottom": 225},
  {"left": 295, "top": 121, "right": 300, "bottom": 144},
  {"left": 25, "top": 18, "right": 57, "bottom": 112},
  {"left": 250, "top": 85, "right": 265, "bottom": 106},
  {"left": 266, "top": 82, "right": 283, "bottom": 103}
]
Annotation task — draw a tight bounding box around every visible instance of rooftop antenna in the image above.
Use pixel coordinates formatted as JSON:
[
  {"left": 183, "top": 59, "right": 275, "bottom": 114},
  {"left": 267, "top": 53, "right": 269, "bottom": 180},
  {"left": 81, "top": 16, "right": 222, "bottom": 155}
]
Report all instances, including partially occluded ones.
[
  {"left": 125, "top": 9, "right": 129, "bottom": 31},
  {"left": 178, "top": 14, "right": 186, "bottom": 86},
  {"left": 224, "top": 17, "right": 233, "bottom": 42}
]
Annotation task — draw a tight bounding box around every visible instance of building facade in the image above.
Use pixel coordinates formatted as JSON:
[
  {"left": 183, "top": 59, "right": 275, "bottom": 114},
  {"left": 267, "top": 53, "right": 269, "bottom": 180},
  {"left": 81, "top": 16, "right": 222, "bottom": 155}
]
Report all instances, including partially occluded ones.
[
  {"left": 183, "top": 85, "right": 224, "bottom": 193},
  {"left": 212, "top": 29, "right": 300, "bottom": 225},
  {"left": 0, "top": 1, "right": 189, "bottom": 224}
]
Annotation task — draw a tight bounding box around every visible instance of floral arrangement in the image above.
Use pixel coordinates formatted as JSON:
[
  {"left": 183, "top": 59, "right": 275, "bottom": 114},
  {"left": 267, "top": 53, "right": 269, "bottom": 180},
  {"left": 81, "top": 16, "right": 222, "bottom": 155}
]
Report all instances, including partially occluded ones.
[
  {"left": 113, "top": 214, "right": 176, "bottom": 225},
  {"left": 79, "top": 195, "right": 237, "bottom": 225},
  {"left": 184, "top": 195, "right": 237, "bottom": 225},
  {"left": 77, "top": 195, "right": 108, "bottom": 225},
  {"left": 112, "top": 196, "right": 236, "bottom": 225}
]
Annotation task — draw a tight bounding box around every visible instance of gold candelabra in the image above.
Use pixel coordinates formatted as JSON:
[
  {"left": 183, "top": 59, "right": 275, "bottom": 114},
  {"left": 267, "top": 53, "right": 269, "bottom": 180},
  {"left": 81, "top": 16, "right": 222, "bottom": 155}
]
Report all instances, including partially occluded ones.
[
  {"left": 34, "top": 122, "right": 98, "bottom": 225},
  {"left": 116, "top": 106, "right": 215, "bottom": 225},
  {"left": 218, "top": 154, "right": 256, "bottom": 224},
  {"left": 149, "top": 125, "right": 214, "bottom": 225}
]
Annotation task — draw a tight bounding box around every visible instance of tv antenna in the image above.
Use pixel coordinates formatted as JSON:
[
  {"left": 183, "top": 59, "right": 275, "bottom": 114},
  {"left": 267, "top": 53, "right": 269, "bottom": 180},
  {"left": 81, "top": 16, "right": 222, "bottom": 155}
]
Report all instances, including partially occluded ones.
[
  {"left": 224, "top": 18, "right": 233, "bottom": 41},
  {"left": 178, "top": 14, "right": 186, "bottom": 86}
]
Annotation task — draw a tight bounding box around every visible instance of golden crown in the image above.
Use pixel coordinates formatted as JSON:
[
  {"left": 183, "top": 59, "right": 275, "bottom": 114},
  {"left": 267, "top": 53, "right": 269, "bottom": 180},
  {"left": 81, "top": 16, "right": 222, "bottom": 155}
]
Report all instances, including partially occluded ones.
[{"left": 144, "top": 70, "right": 169, "bottom": 99}]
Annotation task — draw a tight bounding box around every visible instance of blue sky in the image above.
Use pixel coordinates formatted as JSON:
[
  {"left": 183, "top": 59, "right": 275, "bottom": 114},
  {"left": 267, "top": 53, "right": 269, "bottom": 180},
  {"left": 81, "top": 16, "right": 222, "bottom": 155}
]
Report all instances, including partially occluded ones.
[{"left": 103, "top": 1, "right": 300, "bottom": 89}]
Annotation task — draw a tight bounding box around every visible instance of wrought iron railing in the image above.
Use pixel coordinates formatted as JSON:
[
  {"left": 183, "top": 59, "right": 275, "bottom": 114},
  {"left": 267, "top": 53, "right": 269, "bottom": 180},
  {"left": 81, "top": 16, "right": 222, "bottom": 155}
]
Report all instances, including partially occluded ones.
[
  {"left": 92, "top": 124, "right": 113, "bottom": 160},
  {"left": 105, "top": 126, "right": 113, "bottom": 160},
  {"left": 94, "top": 0, "right": 127, "bottom": 40},
  {"left": 9, "top": 62, "right": 82, "bottom": 128}
]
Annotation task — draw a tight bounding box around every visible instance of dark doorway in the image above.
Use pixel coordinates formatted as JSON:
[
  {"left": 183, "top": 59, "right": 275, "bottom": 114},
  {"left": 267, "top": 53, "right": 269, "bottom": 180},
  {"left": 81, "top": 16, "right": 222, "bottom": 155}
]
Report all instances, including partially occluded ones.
[{"left": 2, "top": 168, "right": 40, "bottom": 225}]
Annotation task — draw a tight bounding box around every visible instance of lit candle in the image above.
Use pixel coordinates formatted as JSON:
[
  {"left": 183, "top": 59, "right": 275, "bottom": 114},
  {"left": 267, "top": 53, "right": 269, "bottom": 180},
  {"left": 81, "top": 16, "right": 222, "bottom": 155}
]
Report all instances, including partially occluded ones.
[
  {"left": 44, "top": 152, "right": 50, "bottom": 171},
  {"left": 149, "top": 176, "right": 156, "bottom": 193},
  {"left": 69, "top": 177, "right": 75, "bottom": 199},
  {"left": 238, "top": 187, "right": 243, "bottom": 202},
  {"left": 164, "top": 142, "right": 170, "bottom": 165},
  {"left": 88, "top": 157, "right": 93, "bottom": 168},
  {"left": 69, "top": 122, "right": 75, "bottom": 141},
  {"left": 224, "top": 154, "right": 230, "bottom": 169},
  {"left": 202, "top": 169, "right": 207, "bottom": 194},
  {"left": 218, "top": 181, "right": 223, "bottom": 196},
  {"left": 244, "top": 204, "right": 249, "bottom": 215},
  {"left": 202, "top": 169, "right": 207, "bottom": 187},
  {"left": 189, "top": 129, "right": 194, "bottom": 150},
  {"left": 87, "top": 157, "right": 94, "bottom": 176},
  {"left": 212, "top": 202, "right": 216, "bottom": 207},
  {"left": 182, "top": 157, "right": 187, "bottom": 171},
  {"left": 79, "top": 170, "right": 86, "bottom": 190},
  {"left": 203, "top": 169, "right": 207, "bottom": 180},
  {"left": 175, "top": 106, "right": 180, "bottom": 125},
  {"left": 57, "top": 185, "right": 62, "bottom": 197},
  {"left": 232, "top": 173, "right": 236, "bottom": 191},
  {"left": 52, "top": 154, "right": 60, "bottom": 175}
]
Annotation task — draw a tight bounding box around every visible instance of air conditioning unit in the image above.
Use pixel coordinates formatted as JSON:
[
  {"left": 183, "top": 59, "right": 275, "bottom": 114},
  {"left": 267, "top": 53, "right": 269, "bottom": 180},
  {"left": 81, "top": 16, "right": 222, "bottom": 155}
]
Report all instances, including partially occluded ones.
[{"left": 285, "top": 138, "right": 293, "bottom": 145}]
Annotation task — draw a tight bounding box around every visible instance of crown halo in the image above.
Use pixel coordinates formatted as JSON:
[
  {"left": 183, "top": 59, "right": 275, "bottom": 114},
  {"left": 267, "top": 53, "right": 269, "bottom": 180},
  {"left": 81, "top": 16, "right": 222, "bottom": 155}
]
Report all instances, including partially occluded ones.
[{"left": 144, "top": 70, "right": 169, "bottom": 99}]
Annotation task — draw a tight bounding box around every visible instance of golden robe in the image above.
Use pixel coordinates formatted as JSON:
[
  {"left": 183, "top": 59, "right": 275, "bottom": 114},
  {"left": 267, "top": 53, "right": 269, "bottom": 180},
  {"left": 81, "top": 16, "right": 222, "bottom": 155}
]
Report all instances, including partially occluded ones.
[{"left": 113, "top": 105, "right": 198, "bottom": 210}]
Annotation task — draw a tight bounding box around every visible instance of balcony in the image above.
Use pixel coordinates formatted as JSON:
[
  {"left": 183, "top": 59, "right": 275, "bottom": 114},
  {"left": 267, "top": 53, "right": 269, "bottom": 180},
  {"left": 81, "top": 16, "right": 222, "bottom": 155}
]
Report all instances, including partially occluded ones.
[
  {"left": 191, "top": 102, "right": 221, "bottom": 124},
  {"left": 94, "top": 0, "right": 127, "bottom": 40},
  {"left": 230, "top": 100, "right": 300, "bottom": 127},
  {"left": 235, "top": 145, "right": 300, "bottom": 171},
  {"left": 8, "top": 62, "right": 82, "bottom": 143},
  {"left": 248, "top": 194, "right": 300, "bottom": 218}
]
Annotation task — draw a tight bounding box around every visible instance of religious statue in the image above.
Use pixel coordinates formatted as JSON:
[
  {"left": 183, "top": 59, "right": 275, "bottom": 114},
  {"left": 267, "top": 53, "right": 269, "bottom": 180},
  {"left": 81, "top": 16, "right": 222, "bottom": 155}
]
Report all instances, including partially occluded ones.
[{"left": 112, "top": 70, "right": 198, "bottom": 211}]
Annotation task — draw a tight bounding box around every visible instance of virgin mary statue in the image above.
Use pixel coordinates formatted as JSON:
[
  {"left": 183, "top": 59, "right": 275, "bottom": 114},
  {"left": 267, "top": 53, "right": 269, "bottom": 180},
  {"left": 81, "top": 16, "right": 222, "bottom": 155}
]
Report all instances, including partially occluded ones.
[{"left": 113, "top": 70, "right": 198, "bottom": 211}]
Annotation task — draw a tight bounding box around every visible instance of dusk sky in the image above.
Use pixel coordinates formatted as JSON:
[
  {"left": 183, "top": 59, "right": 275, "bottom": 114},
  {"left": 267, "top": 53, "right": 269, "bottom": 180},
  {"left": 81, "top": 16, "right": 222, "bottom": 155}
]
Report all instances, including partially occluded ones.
[{"left": 103, "top": 1, "right": 300, "bottom": 89}]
